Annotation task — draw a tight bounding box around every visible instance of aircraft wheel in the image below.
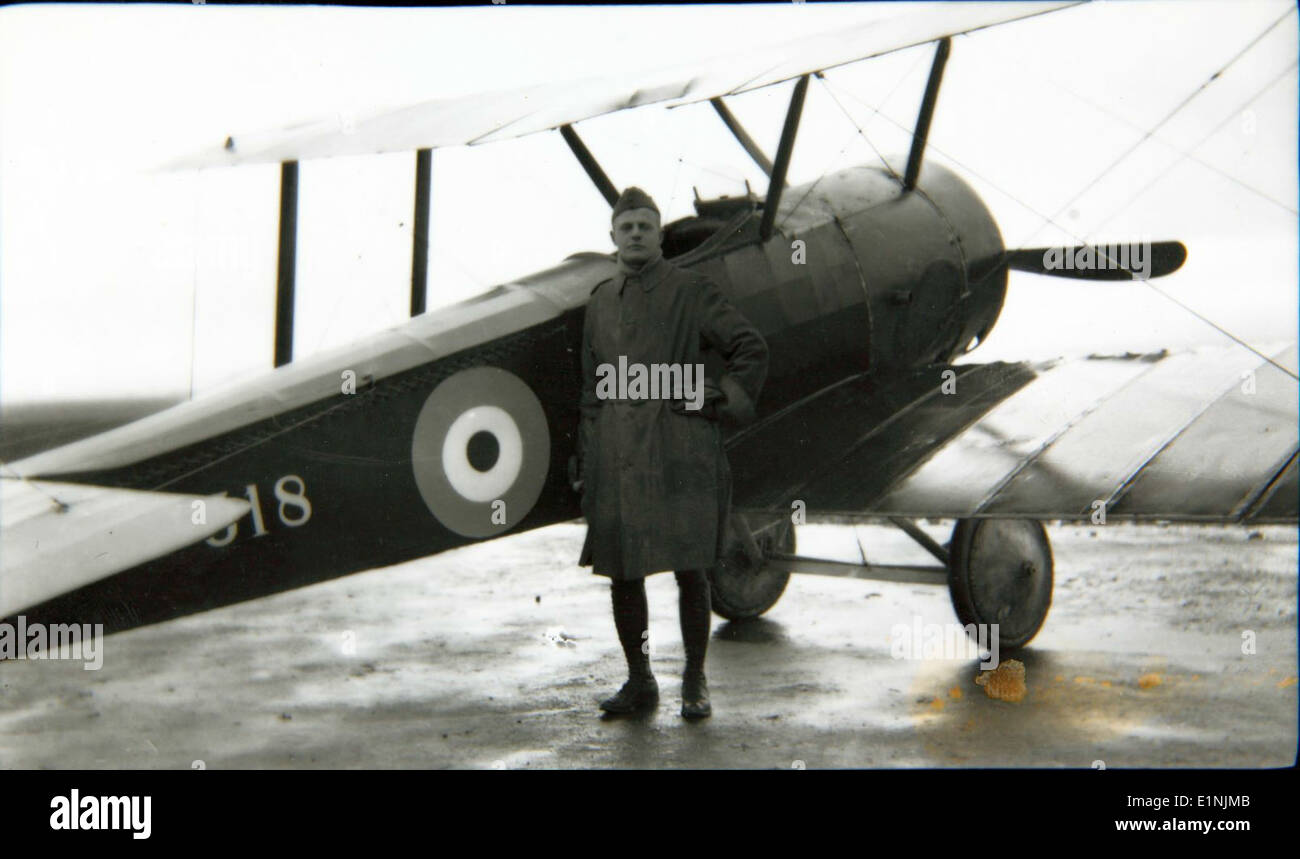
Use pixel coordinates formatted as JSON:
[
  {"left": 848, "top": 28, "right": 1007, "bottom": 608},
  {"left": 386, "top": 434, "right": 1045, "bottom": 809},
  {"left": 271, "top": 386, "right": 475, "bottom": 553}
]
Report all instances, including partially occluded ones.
[
  {"left": 708, "top": 520, "right": 794, "bottom": 621},
  {"left": 947, "top": 518, "right": 1053, "bottom": 649}
]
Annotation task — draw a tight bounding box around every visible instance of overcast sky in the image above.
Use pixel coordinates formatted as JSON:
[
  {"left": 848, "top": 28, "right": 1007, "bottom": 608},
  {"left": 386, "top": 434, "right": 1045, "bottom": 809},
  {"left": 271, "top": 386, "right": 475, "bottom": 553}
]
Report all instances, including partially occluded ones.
[{"left": 1, "top": 0, "right": 1295, "bottom": 404}]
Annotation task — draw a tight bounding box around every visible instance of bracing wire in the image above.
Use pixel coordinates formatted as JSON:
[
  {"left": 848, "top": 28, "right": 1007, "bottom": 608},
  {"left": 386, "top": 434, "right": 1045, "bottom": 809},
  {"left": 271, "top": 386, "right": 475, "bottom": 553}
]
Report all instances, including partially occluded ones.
[
  {"left": 0, "top": 459, "right": 67, "bottom": 510},
  {"left": 1009, "top": 6, "right": 1296, "bottom": 254},
  {"left": 1045, "top": 75, "right": 1297, "bottom": 218},
  {"left": 778, "top": 47, "right": 928, "bottom": 230},
  {"left": 815, "top": 8, "right": 1299, "bottom": 380}
]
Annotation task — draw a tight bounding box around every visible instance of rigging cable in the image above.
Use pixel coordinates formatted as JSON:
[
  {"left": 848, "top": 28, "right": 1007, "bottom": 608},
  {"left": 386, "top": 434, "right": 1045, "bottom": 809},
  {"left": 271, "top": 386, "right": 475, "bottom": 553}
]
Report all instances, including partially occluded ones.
[
  {"left": 816, "top": 7, "right": 1299, "bottom": 380},
  {"left": 777, "top": 47, "right": 928, "bottom": 229},
  {"left": 1010, "top": 5, "right": 1296, "bottom": 250},
  {"left": 1045, "top": 76, "right": 1297, "bottom": 218},
  {"left": 0, "top": 459, "right": 68, "bottom": 511}
]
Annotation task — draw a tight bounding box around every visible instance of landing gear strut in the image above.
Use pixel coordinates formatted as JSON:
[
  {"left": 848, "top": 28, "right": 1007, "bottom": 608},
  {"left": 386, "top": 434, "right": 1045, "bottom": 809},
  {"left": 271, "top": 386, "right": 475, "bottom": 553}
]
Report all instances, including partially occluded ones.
[{"left": 718, "top": 513, "right": 1055, "bottom": 648}]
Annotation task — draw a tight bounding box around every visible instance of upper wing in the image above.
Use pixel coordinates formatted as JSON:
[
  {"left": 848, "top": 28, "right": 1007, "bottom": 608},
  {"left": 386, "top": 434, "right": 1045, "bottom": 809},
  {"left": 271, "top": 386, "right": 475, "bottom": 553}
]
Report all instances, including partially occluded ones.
[
  {"left": 728, "top": 344, "right": 1298, "bottom": 524},
  {"left": 1, "top": 480, "right": 250, "bottom": 618},
  {"left": 171, "top": 2, "right": 1079, "bottom": 168}
]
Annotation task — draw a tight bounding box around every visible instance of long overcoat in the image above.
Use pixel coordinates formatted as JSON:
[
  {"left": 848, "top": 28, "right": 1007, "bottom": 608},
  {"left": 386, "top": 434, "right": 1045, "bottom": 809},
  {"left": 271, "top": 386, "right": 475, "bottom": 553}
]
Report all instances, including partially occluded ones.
[{"left": 577, "top": 251, "right": 768, "bottom": 580}]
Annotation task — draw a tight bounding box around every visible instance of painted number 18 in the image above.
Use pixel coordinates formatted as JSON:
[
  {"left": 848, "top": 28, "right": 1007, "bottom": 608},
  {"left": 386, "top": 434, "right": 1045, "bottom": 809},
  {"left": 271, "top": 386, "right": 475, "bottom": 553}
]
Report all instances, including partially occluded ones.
[{"left": 206, "top": 475, "right": 312, "bottom": 547}]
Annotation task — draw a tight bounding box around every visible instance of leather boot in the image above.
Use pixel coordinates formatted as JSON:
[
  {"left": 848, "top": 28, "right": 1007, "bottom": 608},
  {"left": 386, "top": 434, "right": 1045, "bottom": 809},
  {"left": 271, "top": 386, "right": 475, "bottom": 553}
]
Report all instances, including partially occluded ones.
[
  {"left": 599, "top": 674, "right": 659, "bottom": 713},
  {"left": 681, "top": 670, "right": 711, "bottom": 719}
]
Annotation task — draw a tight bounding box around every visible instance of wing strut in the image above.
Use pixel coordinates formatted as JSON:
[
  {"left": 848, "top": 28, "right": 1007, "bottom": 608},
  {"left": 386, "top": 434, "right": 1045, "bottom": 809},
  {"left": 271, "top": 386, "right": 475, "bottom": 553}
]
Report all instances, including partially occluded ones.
[
  {"left": 758, "top": 74, "right": 809, "bottom": 242},
  {"left": 710, "top": 97, "right": 774, "bottom": 178},
  {"left": 410, "top": 148, "right": 432, "bottom": 316},
  {"left": 903, "top": 37, "right": 950, "bottom": 191},
  {"left": 273, "top": 160, "right": 299, "bottom": 367},
  {"left": 560, "top": 124, "right": 619, "bottom": 207}
]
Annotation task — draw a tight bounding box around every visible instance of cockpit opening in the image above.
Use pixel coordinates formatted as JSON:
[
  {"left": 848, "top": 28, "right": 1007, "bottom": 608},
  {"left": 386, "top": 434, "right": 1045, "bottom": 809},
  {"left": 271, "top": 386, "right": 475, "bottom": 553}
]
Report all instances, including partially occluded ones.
[{"left": 662, "top": 191, "right": 760, "bottom": 259}]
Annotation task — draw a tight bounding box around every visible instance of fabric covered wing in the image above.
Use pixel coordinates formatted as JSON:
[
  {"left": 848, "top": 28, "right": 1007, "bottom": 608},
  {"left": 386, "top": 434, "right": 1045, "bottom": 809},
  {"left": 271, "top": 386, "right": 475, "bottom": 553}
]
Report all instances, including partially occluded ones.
[
  {"left": 172, "top": 2, "right": 1078, "bottom": 168},
  {"left": 0, "top": 480, "right": 250, "bottom": 618},
  {"left": 728, "top": 345, "right": 1298, "bottom": 524}
]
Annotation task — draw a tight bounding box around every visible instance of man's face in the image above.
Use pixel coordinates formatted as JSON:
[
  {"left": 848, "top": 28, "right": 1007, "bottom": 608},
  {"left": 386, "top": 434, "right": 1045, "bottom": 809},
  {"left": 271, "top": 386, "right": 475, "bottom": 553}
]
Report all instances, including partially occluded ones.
[{"left": 610, "top": 208, "right": 662, "bottom": 266}]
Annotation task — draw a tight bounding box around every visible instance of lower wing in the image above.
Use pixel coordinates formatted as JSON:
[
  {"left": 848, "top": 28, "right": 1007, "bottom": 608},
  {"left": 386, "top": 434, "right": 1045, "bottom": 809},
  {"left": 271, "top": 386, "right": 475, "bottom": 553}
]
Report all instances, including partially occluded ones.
[
  {"left": 729, "top": 344, "right": 1297, "bottom": 524},
  {"left": 0, "top": 480, "right": 249, "bottom": 618}
]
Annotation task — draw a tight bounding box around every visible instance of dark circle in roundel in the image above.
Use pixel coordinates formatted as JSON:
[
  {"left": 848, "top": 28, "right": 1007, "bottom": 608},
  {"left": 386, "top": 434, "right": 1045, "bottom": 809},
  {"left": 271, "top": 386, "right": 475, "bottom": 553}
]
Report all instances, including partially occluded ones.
[
  {"left": 466, "top": 430, "right": 500, "bottom": 473},
  {"left": 411, "top": 366, "right": 550, "bottom": 539}
]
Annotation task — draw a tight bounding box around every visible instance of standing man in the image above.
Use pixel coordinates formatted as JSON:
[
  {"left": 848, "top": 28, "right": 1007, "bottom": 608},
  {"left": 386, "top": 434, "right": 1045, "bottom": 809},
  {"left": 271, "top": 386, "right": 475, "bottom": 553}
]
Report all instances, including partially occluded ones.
[{"left": 575, "top": 187, "right": 768, "bottom": 719}]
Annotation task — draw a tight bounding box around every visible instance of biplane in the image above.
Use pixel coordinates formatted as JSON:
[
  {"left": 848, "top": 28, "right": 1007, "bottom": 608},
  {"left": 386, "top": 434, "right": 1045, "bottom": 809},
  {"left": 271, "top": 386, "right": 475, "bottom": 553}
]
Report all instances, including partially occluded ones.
[{"left": 2, "top": 1, "right": 1296, "bottom": 652}]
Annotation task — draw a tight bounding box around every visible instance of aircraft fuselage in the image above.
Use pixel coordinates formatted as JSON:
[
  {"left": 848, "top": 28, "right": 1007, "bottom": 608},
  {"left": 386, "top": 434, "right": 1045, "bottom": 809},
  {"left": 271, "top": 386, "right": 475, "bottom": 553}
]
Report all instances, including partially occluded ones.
[{"left": 11, "top": 160, "right": 1009, "bottom": 634}]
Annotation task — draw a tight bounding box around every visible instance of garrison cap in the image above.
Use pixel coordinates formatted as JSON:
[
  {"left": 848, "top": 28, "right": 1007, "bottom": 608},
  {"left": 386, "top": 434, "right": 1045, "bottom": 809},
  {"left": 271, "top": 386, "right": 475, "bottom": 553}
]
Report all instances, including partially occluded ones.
[{"left": 611, "top": 186, "right": 659, "bottom": 221}]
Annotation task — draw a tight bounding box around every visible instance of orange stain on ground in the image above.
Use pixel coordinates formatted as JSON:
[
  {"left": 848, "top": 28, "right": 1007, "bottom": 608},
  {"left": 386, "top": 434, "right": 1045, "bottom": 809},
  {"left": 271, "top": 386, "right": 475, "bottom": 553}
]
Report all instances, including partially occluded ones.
[
  {"left": 1138, "top": 673, "right": 1163, "bottom": 689},
  {"left": 976, "top": 660, "right": 1026, "bottom": 703}
]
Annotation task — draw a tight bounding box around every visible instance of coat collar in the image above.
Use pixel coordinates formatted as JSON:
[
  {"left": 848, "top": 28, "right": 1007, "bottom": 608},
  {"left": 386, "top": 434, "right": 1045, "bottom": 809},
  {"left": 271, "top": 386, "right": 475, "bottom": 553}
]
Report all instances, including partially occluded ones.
[{"left": 615, "top": 251, "right": 669, "bottom": 293}]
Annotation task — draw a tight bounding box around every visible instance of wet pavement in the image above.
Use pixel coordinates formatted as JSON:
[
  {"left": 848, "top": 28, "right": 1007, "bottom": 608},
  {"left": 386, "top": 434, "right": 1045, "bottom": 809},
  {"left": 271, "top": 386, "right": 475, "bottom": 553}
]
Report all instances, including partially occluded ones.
[{"left": 0, "top": 521, "right": 1295, "bottom": 769}]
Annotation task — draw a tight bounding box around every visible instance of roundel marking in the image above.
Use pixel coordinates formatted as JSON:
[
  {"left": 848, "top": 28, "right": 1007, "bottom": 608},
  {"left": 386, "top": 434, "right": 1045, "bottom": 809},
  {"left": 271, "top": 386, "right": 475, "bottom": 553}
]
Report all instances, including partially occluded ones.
[
  {"left": 442, "top": 406, "right": 522, "bottom": 503},
  {"left": 411, "top": 366, "right": 550, "bottom": 538}
]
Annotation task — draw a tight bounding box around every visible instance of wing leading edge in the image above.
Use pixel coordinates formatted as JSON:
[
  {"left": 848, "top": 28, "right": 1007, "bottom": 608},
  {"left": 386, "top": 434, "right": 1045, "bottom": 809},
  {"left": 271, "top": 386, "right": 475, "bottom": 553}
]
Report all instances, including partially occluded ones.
[
  {"left": 728, "top": 345, "right": 1299, "bottom": 525},
  {"left": 171, "top": 2, "right": 1080, "bottom": 169},
  {"left": 0, "top": 480, "right": 251, "bottom": 618}
]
